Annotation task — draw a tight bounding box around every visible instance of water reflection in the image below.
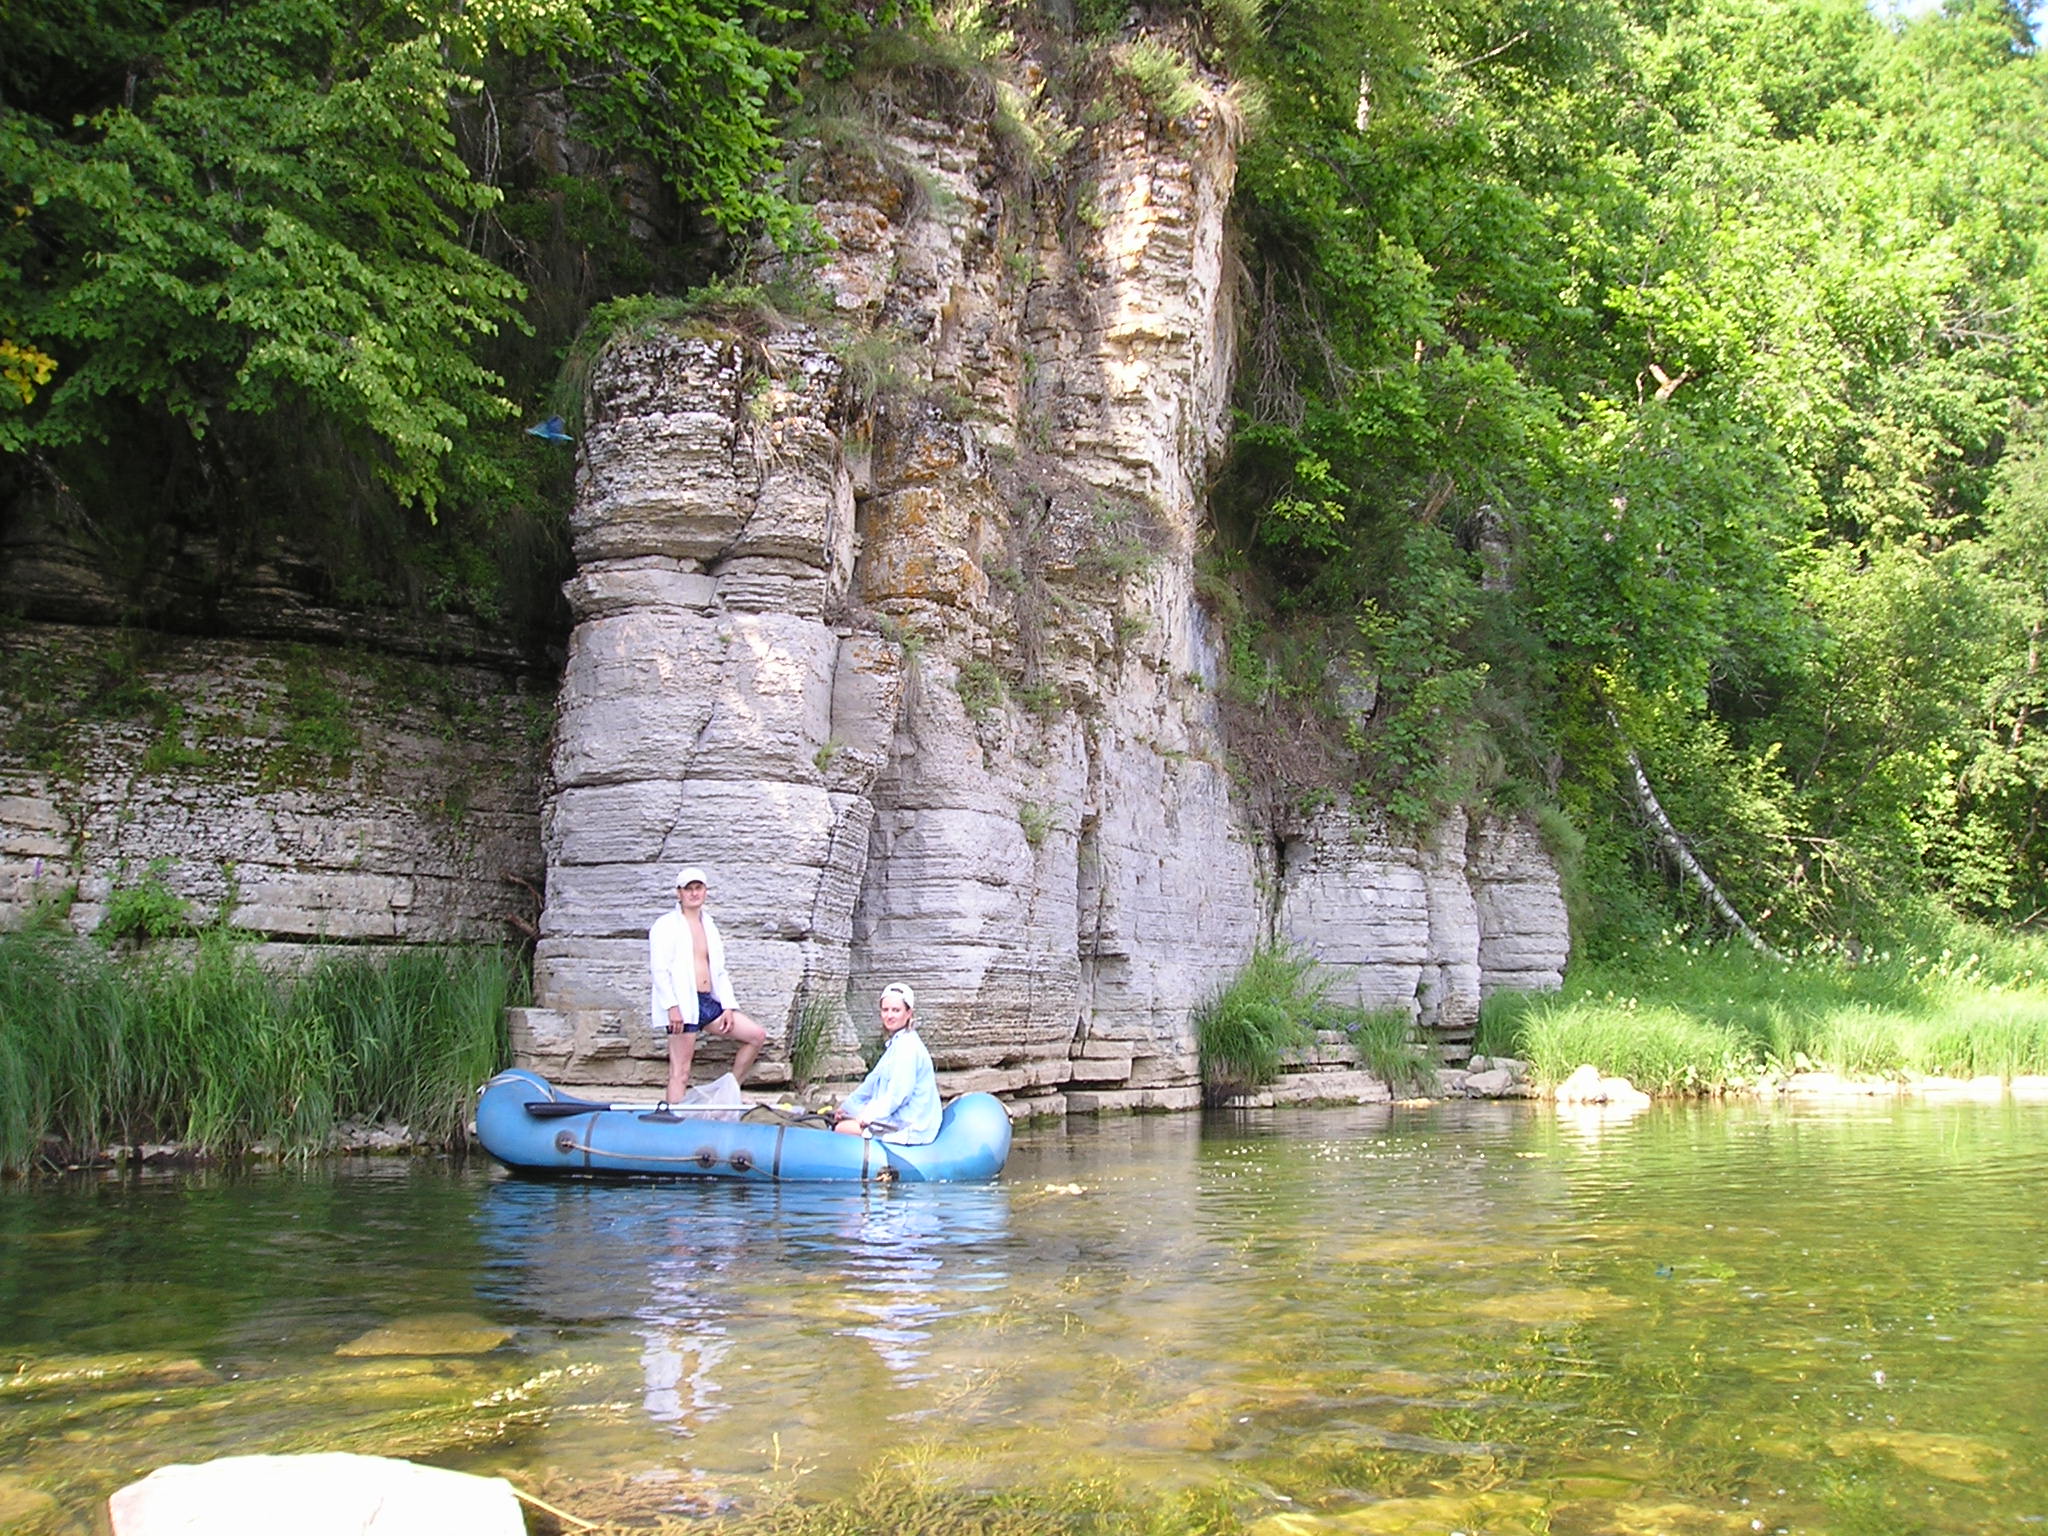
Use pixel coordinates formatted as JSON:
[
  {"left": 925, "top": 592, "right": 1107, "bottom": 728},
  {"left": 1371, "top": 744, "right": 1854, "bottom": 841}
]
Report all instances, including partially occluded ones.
[
  {"left": 832, "top": 1185, "right": 984, "bottom": 1384},
  {"left": 474, "top": 1177, "right": 1012, "bottom": 1436},
  {"left": 636, "top": 1204, "right": 738, "bottom": 1430}
]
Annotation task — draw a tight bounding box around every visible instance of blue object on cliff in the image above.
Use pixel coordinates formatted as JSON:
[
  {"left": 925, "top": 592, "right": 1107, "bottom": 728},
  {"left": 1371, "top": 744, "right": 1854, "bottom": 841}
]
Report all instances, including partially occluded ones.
[
  {"left": 474, "top": 1067, "right": 1012, "bottom": 1182},
  {"left": 525, "top": 415, "right": 574, "bottom": 443}
]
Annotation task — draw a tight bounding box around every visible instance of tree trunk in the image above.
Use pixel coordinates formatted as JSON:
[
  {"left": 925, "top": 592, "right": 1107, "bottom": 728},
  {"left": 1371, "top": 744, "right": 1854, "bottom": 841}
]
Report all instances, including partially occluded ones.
[{"left": 1625, "top": 747, "right": 1789, "bottom": 964}]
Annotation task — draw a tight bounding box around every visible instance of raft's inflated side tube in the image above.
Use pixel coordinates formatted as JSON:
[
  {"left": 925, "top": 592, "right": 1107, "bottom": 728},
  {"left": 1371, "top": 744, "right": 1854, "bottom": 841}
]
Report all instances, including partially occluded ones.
[{"left": 474, "top": 1068, "right": 1012, "bottom": 1183}]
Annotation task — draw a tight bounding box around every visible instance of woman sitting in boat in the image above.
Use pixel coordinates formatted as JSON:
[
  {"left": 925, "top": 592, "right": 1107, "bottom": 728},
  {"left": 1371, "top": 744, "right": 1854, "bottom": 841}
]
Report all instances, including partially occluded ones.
[{"left": 833, "top": 984, "right": 941, "bottom": 1145}]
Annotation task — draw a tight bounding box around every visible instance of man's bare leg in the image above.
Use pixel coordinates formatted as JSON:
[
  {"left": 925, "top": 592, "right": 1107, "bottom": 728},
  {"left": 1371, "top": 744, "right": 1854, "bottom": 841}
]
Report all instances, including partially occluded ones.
[
  {"left": 665, "top": 1031, "right": 699, "bottom": 1105},
  {"left": 713, "top": 1011, "right": 767, "bottom": 1084}
]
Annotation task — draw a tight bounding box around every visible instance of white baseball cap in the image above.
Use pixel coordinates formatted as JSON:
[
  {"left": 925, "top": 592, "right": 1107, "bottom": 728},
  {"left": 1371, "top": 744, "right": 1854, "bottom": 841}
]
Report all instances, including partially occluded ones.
[
  {"left": 674, "top": 865, "right": 710, "bottom": 888},
  {"left": 880, "top": 982, "right": 915, "bottom": 1010}
]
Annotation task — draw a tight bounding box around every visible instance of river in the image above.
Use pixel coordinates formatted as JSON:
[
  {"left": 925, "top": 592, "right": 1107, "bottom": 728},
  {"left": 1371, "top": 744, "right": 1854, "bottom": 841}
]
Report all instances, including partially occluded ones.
[{"left": 3, "top": 1097, "right": 2044, "bottom": 1534}]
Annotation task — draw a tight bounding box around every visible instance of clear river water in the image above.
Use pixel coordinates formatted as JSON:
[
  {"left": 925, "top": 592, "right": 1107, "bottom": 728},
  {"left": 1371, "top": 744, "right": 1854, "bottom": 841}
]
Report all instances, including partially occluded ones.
[{"left": 2, "top": 1097, "right": 2045, "bottom": 1535}]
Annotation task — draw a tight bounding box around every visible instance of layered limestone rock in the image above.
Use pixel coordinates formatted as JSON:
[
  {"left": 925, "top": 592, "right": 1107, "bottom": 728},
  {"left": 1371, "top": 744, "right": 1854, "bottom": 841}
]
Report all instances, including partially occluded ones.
[
  {"left": 515, "top": 49, "right": 1570, "bottom": 1106},
  {"left": 523, "top": 328, "right": 881, "bottom": 1087},
  {"left": 0, "top": 626, "right": 546, "bottom": 945}
]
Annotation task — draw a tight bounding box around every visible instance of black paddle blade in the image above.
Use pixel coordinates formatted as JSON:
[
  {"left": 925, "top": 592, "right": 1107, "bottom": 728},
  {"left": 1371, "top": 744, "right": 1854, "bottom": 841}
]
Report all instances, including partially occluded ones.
[{"left": 523, "top": 1099, "right": 612, "bottom": 1119}]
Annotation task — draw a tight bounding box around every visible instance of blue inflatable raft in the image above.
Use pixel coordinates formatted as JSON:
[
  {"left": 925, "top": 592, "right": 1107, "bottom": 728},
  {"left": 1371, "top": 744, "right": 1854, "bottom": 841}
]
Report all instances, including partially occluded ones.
[{"left": 474, "top": 1067, "right": 1012, "bottom": 1182}]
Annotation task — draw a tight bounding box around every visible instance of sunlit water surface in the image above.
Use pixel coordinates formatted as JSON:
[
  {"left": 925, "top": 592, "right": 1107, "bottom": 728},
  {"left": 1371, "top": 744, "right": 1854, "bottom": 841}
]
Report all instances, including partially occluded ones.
[{"left": 3, "top": 1098, "right": 2046, "bottom": 1534}]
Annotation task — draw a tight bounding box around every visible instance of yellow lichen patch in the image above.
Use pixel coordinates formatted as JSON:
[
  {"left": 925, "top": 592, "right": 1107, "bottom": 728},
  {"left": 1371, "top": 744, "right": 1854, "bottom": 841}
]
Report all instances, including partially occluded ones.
[
  {"left": 1249, "top": 1490, "right": 1549, "bottom": 1534},
  {"left": 1468, "top": 1287, "right": 1633, "bottom": 1325},
  {"left": 1828, "top": 1428, "right": 2008, "bottom": 1483},
  {"left": 1120, "top": 1412, "right": 1224, "bottom": 1453},
  {"left": 1542, "top": 1461, "right": 1643, "bottom": 1501},
  {"left": 319, "top": 1356, "right": 504, "bottom": 1398},
  {"left": 1980, "top": 1279, "right": 2048, "bottom": 1319},
  {"left": 334, "top": 1312, "right": 515, "bottom": 1358},
  {"left": 1325, "top": 1235, "right": 1538, "bottom": 1268},
  {"left": 1126, "top": 1378, "right": 1332, "bottom": 1451},
  {"left": 1345, "top": 1369, "right": 1446, "bottom": 1399},
  {"left": 1226, "top": 1376, "right": 1343, "bottom": 1413}
]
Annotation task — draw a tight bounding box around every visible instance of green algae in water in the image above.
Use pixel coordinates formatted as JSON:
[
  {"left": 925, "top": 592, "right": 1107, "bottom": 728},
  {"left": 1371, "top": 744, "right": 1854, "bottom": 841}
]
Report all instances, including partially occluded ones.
[{"left": 4, "top": 1103, "right": 2048, "bottom": 1534}]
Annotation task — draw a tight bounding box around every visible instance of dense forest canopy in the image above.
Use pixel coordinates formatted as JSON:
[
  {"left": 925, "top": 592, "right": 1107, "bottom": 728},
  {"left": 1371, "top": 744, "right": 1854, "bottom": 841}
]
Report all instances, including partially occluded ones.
[
  {"left": 1222, "top": 0, "right": 2047, "bottom": 950},
  {"left": 3, "top": 0, "right": 2045, "bottom": 950}
]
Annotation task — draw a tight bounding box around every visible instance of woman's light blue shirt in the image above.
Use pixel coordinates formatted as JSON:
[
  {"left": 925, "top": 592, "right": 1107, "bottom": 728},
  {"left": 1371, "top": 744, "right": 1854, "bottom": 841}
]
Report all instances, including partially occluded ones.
[{"left": 840, "top": 1027, "right": 941, "bottom": 1145}]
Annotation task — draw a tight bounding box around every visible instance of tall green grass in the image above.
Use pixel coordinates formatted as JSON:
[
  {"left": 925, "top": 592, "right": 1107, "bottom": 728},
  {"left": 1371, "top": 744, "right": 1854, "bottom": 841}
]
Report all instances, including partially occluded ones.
[
  {"left": 1194, "top": 947, "right": 1323, "bottom": 1101},
  {"left": 1476, "top": 918, "right": 2048, "bottom": 1091},
  {"left": 1196, "top": 948, "right": 1434, "bottom": 1100},
  {"left": 787, "top": 991, "right": 841, "bottom": 1089},
  {"left": 1341, "top": 1006, "right": 1437, "bottom": 1095},
  {"left": 0, "top": 929, "right": 521, "bottom": 1171}
]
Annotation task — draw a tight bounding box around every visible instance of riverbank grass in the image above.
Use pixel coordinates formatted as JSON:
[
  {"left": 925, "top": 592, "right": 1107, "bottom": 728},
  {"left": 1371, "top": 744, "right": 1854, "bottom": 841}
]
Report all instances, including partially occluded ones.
[
  {"left": 0, "top": 929, "right": 520, "bottom": 1172},
  {"left": 1478, "top": 924, "right": 2048, "bottom": 1091},
  {"left": 1196, "top": 948, "right": 1436, "bottom": 1100},
  {"left": 1193, "top": 947, "right": 1323, "bottom": 1100}
]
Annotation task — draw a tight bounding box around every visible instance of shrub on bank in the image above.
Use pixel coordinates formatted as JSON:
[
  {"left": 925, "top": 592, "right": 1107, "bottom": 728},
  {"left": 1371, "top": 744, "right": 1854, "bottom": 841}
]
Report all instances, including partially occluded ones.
[{"left": 0, "top": 929, "right": 520, "bottom": 1172}]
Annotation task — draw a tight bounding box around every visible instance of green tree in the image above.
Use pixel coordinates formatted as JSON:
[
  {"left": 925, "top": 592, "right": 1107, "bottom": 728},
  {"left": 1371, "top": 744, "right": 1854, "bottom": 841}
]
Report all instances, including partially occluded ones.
[
  {"left": 2, "top": 0, "right": 524, "bottom": 513},
  {"left": 0, "top": 0, "right": 929, "bottom": 655}
]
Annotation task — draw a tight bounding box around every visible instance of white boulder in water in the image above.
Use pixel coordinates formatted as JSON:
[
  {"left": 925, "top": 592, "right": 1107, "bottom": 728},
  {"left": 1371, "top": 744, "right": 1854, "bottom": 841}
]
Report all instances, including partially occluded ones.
[
  {"left": 109, "top": 1452, "right": 523, "bottom": 1536},
  {"left": 1554, "top": 1062, "right": 1652, "bottom": 1107}
]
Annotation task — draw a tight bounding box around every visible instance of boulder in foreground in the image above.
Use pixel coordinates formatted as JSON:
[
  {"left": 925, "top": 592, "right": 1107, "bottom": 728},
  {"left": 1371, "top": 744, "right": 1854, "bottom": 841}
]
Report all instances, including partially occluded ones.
[{"left": 109, "top": 1452, "right": 523, "bottom": 1536}]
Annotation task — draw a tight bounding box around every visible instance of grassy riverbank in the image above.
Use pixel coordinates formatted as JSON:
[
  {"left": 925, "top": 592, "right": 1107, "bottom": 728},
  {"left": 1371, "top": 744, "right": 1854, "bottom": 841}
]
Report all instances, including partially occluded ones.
[
  {"left": 1478, "top": 921, "right": 2048, "bottom": 1092},
  {"left": 0, "top": 929, "right": 520, "bottom": 1172}
]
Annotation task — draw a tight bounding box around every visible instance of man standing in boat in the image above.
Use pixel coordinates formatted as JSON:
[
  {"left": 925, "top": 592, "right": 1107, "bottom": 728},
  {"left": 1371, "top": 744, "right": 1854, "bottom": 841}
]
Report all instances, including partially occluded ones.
[{"left": 649, "top": 865, "right": 766, "bottom": 1104}]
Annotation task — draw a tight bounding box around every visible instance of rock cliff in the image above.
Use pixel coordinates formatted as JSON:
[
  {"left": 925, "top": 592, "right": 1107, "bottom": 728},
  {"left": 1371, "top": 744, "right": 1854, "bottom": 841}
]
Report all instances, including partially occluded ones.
[
  {"left": 514, "top": 47, "right": 1569, "bottom": 1108},
  {"left": 0, "top": 623, "right": 546, "bottom": 953}
]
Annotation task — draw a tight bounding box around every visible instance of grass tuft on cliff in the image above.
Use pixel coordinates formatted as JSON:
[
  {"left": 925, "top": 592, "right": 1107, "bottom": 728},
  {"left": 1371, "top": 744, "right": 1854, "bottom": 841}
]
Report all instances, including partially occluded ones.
[
  {"left": 1198, "top": 948, "right": 1437, "bottom": 1102},
  {"left": 0, "top": 931, "right": 521, "bottom": 1172}
]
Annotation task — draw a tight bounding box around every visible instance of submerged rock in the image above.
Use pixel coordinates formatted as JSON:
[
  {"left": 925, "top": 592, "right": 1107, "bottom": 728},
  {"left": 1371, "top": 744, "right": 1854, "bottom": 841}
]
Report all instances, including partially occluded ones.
[
  {"left": 109, "top": 1452, "right": 523, "bottom": 1535},
  {"left": 1469, "top": 1286, "right": 1634, "bottom": 1325},
  {"left": 0, "top": 1352, "right": 218, "bottom": 1396},
  {"left": 1551, "top": 1497, "right": 1754, "bottom": 1534},
  {"left": 1829, "top": 1427, "right": 2008, "bottom": 1483},
  {"left": 1780, "top": 1071, "right": 1895, "bottom": 1097},
  {"left": 1250, "top": 1489, "right": 1547, "bottom": 1534},
  {"left": 0, "top": 1475, "right": 58, "bottom": 1531},
  {"left": 1912, "top": 1074, "right": 2006, "bottom": 1100},
  {"left": 333, "top": 1313, "right": 515, "bottom": 1358}
]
